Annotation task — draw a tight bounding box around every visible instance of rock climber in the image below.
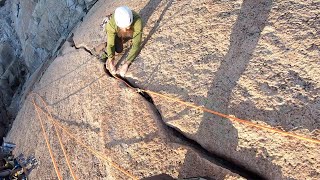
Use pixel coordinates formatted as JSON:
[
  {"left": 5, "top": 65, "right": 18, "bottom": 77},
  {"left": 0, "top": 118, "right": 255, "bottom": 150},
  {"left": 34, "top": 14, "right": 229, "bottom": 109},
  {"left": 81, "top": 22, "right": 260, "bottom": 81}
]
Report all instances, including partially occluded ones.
[{"left": 102, "top": 6, "right": 142, "bottom": 77}]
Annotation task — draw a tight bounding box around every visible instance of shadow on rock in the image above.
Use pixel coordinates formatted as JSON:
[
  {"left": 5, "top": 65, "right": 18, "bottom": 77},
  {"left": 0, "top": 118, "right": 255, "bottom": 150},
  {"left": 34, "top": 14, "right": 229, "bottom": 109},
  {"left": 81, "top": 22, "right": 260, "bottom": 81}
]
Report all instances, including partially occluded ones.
[
  {"left": 195, "top": 0, "right": 284, "bottom": 179},
  {"left": 139, "top": 0, "right": 173, "bottom": 49},
  {"left": 141, "top": 173, "right": 174, "bottom": 180},
  {"left": 177, "top": 150, "right": 227, "bottom": 179}
]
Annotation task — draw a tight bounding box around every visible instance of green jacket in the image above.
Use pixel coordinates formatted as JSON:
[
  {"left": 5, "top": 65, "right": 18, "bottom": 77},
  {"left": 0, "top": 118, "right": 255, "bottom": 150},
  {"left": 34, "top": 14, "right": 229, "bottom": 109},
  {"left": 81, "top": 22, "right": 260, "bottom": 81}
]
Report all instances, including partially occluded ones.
[{"left": 105, "top": 11, "right": 142, "bottom": 62}]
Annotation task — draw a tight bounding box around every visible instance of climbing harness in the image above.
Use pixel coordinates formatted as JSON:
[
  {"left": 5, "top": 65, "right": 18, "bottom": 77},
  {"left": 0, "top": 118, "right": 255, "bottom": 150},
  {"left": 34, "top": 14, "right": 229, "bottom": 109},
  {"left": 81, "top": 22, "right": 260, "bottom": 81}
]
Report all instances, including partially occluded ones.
[{"left": 100, "top": 13, "right": 113, "bottom": 31}]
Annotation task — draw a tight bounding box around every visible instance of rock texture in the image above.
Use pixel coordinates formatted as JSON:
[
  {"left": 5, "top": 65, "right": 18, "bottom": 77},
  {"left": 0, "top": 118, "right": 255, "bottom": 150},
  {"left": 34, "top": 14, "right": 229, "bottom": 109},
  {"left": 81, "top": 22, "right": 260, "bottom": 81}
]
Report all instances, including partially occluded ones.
[
  {"left": 0, "top": 0, "right": 5, "bottom": 7},
  {"left": 7, "top": 45, "right": 243, "bottom": 179},
  {"left": 5, "top": 0, "right": 320, "bottom": 179},
  {"left": 10, "top": 0, "right": 98, "bottom": 73},
  {"left": 125, "top": 0, "right": 319, "bottom": 179},
  {"left": 0, "top": 0, "right": 99, "bottom": 144},
  {"left": 0, "top": 0, "right": 26, "bottom": 141},
  {"left": 73, "top": 0, "right": 320, "bottom": 179}
]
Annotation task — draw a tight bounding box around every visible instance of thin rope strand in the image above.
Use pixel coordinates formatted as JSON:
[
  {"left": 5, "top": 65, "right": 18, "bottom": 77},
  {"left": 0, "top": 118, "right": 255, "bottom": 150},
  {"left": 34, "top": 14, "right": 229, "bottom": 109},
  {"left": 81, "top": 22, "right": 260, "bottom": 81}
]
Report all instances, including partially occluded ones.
[{"left": 33, "top": 99, "right": 63, "bottom": 180}]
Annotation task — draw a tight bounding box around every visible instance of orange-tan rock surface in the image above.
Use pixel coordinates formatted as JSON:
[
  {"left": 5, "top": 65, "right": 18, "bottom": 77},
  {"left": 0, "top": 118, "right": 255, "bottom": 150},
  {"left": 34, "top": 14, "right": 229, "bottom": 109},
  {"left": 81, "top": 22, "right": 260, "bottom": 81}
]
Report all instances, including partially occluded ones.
[
  {"left": 7, "top": 45, "right": 244, "bottom": 179},
  {"left": 6, "top": 0, "right": 320, "bottom": 179}
]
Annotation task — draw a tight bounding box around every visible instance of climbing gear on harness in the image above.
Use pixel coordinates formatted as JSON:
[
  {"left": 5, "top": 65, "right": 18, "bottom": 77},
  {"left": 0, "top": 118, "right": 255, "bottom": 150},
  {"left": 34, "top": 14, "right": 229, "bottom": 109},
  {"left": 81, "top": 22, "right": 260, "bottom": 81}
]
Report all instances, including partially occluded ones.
[
  {"left": 114, "top": 6, "right": 133, "bottom": 28},
  {"left": 0, "top": 142, "right": 38, "bottom": 180},
  {"left": 100, "top": 13, "right": 113, "bottom": 31}
]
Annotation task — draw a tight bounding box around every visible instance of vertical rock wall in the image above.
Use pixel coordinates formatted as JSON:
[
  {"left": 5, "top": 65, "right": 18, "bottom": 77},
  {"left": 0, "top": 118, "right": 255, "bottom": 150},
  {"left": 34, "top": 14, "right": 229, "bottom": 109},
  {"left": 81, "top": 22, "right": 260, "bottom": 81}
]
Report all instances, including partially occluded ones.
[
  {"left": 0, "top": 1, "right": 25, "bottom": 142},
  {"left": 10, "top": 0, "right": 98, "bottom": 72},
  {"left": 0, "top": 0, "right": 98, "bottom": 142}
]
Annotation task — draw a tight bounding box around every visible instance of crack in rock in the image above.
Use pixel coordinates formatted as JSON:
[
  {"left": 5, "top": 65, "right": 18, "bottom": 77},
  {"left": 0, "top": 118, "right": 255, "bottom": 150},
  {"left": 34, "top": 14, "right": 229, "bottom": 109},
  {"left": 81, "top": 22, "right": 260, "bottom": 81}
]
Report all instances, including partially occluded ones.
[{"left": 73, "top": 44, "right": 264, "bottom": 179}]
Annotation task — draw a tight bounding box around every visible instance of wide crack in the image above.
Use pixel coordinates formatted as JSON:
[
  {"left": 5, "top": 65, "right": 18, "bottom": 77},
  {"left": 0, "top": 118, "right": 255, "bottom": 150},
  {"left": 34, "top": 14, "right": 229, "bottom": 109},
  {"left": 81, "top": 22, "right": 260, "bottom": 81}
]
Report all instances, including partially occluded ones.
[{"left": 74, "top": 44, "right": 265, "bottom": 179}]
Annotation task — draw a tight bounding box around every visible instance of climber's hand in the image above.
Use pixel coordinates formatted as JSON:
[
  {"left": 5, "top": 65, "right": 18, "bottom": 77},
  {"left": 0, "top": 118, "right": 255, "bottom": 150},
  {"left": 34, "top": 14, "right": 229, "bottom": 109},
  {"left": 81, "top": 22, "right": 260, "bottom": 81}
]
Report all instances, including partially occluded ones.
[
  {"left": 107, "top": 58, "right": 116, "bottom": 74},
  {"left": 99, "top": 51, "right": 107, "bottom": 62},
  {"left": 118, "top": 61, "right": 131, "bottom": 77}
]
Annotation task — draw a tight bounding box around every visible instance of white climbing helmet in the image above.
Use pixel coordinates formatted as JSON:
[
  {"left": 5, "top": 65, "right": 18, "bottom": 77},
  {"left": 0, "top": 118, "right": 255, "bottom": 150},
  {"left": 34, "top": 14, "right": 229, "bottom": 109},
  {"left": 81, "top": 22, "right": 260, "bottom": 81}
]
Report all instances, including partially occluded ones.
[{"left": 114, "top": 6, "right": 133, "bottom": 28}]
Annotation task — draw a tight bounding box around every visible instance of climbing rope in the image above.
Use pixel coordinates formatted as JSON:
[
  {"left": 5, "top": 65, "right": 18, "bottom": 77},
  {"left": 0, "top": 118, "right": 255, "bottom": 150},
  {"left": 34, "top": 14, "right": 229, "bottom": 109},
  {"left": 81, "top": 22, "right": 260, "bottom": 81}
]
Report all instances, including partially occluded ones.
[
  {"left": 141, "top": 89, "right": 320, "bottom": 145},
  {"left": 31, "top": 93, "right": 139, "bottom": 180},
  {"left": 26, "top": 61, "right": 319, "bottom": 180},
  {"left": 53, "top": 124, "right": 78, "bottom": 180},
  {"left": 111, "top": 73, "right": 320, "bottom": 145},
  {"left": 33, "top": 99, "right": 63, "bottom": 180},
  {"left": 32, "top": 93, "right": 77, "bottom": 180}
]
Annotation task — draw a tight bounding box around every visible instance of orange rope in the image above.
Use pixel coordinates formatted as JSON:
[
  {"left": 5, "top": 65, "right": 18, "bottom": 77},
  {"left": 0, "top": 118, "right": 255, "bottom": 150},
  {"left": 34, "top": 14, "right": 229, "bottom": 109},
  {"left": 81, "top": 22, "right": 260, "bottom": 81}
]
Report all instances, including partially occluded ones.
[
  {"left": 32, "top": 93, "right": 77, "bottom": 180},
  {"left": 28, "top": 67, "right": 319, "bottom": 180},
  {"left": 47, "top": 116, "right": 139, "bottom": 180},
  {"left": 33, "top": 99, "right": 63, "bottom": 180},
  {"left": 111, "top": 73, "right": 320, "bottom": 145},
  {"left": 141, "top": 89, "right": 320, "bottom": 145},
  {"left": 53, "top": 125, "right": 78, "bottom": 180},
  {"left": 31, "top": 94, "right": 139, "bottom": 180}
]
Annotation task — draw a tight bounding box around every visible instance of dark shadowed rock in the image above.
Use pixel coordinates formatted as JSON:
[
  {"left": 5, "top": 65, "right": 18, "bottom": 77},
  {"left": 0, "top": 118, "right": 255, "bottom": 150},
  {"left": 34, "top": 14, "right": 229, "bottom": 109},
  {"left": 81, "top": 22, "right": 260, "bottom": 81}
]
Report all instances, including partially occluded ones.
[
  {"left": 0, "top": 0, "right": 5, "bottom": 7},
  {"left": 0, "top": 43, "right": 14, "bottom": 68}
]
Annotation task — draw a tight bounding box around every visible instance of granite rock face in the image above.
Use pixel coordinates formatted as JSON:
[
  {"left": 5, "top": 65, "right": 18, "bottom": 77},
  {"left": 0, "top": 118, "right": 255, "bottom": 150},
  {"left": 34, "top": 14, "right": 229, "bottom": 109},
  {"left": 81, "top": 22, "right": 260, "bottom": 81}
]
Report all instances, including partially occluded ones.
[
  {"left": 60, "top": 0, "right": 320, "bottom": 179},
  {"left": 10, "top": 0, "right": 98, "bottom": 72},
  {"left": 5, "top": 0, "right": 320, "bottom": 179},
  {"left": 7, "top": 45, "right": 244, "bottom": 179},
  {"left": 126, "top": 0, "right": 320, "bottom": 179},
  {"left": 0, "top": 0, "right": 99, "bottom": 142},
  {"left": 0, "top": 43, "right": 24, "bottom": 107},
  {"left": 0, "top": 1, "right": 25, "bottom": 140}
]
